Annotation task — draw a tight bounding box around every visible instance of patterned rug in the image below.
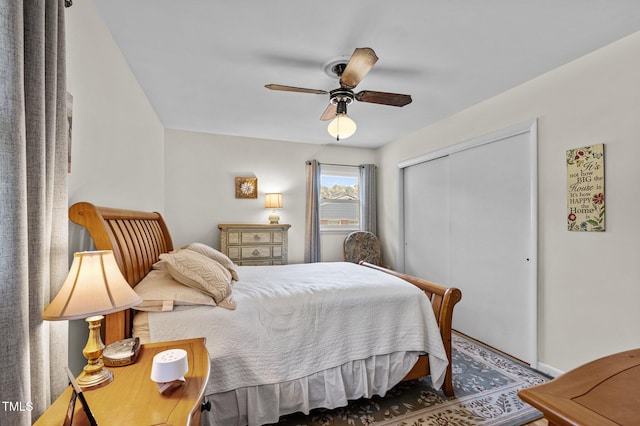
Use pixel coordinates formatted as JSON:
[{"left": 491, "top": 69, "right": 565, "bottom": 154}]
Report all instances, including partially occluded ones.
[{"left": 272, "top": 333, "right": 549, "bottom": 426}]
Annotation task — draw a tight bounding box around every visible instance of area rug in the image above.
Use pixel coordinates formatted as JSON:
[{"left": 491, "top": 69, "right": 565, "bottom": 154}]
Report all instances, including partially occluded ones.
[{"left": 273, "top": 333, "right": 549, "bottom": 425}]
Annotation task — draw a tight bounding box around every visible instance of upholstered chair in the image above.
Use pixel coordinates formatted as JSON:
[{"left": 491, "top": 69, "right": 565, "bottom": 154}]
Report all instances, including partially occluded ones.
[{"left": 343, "top": 231, "right": 384, "bottom": 267}]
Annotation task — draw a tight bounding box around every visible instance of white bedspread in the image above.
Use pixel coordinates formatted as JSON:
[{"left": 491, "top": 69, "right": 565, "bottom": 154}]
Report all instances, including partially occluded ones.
[{"left": 147, "top": 262, "right": 448, "bottom": 394}]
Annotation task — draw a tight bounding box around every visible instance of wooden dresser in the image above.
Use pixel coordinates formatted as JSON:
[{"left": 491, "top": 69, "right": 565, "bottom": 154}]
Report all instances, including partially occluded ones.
[{"left": 218, "top": 223, "right": 291, "bottom": 265}]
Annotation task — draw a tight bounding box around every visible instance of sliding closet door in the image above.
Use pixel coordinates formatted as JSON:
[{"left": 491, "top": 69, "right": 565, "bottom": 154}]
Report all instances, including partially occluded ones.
[
  {"left": 401, "top": 121, "right": 536, "bottom": 366},
  {"left": 403, "top": 155, "right": 450, "bottom": 285},
  {"left": 449, "top": 131, "right": 534, "bottom": 364}
]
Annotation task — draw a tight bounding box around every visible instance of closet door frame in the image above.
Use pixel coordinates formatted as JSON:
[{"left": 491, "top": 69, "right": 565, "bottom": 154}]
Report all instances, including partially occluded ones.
[{"left": 396, "top": 119, "right": 538, "bottom": 367}]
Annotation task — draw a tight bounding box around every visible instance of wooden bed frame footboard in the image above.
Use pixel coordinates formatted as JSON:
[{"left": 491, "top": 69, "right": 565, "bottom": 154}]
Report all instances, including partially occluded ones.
[
  {"left": 68, "top": 202, "right": 461, "bottom": 397},
  {"left": 360, "top": 262, "right": 462, "bottom": 396}
]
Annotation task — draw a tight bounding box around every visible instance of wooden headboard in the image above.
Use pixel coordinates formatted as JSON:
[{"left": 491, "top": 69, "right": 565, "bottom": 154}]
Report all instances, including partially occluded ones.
[{"left": 69, "top": 202, "right": 174, "bottom": 343}]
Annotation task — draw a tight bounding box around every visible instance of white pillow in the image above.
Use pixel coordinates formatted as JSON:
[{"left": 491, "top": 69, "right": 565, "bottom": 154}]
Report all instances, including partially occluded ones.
[
  {"left": 182, "top": 242, "right": 239, "bottom": 281},
  {"left": 134, "top": 269, "right": 216, "bottom": 311},
  {"left": 159, "top": 250, "right": 236, "bottom": 310}
]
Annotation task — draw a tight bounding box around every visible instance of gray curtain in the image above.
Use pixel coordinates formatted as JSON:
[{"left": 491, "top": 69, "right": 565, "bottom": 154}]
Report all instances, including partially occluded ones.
[
  {"left": 360, "top": 164, "right": 377, "bottom": 234},
  {"left": 0, "top": 1, "right": 69, "bottom": 424},
  {"left": 304, "top": 160, "right": 321, "bottom": 262}
]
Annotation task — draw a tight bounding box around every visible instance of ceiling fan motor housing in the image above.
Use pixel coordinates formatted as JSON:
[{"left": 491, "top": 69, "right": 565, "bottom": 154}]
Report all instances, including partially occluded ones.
[{"left": 329, "top": 88, "right": 354, "bottom": 107}]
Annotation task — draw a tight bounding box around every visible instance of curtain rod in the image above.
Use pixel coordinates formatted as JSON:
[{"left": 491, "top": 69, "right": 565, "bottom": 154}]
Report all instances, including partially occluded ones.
[{"left": 305, "top": 160, "right": 374, "bottom": 168}]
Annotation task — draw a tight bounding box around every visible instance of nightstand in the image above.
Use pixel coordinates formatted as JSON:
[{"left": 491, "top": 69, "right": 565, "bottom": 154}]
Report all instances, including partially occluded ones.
[
  {"left": 219, "top": 223, "right": 291, "bottom": 265},
  {"left": 34, "top": 338, "right": 210, "bottom": 426}
]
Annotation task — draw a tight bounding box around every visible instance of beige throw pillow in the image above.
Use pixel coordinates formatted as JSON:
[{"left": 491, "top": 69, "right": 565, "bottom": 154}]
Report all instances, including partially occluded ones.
[
  {"left": 159, "top": 250, "right": 236, "bottom": 310},
  {"left": 134, "top": 269, "right": 216, "bottom": 311},
  {"left": 182, "top": 242, "right": 239, "bottom": 281}
]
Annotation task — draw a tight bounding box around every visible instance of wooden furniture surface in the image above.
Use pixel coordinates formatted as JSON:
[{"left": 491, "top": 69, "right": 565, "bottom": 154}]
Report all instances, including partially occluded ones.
[
  {"left": 68, "top": 202, "right": 461, "bottom": 396},
  {"left": 218, "top": 223, "right": 291, "bottom": 265},
  {"left": 518, "top": 348, "right": 640, "bottom": 426},
  {"left": 34, "top": 338, "right": 210, "bottom": 426}
]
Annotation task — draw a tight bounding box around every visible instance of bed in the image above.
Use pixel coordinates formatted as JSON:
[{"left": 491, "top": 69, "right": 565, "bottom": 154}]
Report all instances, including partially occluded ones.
[{"left": 68, "top": 202, "right": 462, "bottom": 425}]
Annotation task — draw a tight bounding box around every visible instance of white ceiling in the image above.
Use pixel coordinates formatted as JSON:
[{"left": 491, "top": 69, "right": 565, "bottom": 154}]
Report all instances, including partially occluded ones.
[{"left": 93, "top": 1, "right": 640, "bottom": 149}]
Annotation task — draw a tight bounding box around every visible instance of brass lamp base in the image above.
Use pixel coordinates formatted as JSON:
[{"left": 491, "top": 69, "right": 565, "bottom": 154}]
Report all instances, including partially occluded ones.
[
  {"left": 79, "top": 315, "right": 113, "bottom": 391},
  {"left": 77, "top": 367, "right": 113, "bottom": 391}
]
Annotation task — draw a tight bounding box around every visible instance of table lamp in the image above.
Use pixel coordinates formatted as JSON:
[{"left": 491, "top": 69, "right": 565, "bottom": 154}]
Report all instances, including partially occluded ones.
[
  {"left": 43, "top": 250, "right": 142, "bottom": 390},
  {"left": 265, "top": 193, "right": 283, "bottom": 224}
]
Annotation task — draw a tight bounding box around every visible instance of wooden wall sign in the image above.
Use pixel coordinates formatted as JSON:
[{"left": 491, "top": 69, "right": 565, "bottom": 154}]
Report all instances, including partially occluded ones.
[{"left": 566, "top": 144, "right": 605, "bottom": 231}]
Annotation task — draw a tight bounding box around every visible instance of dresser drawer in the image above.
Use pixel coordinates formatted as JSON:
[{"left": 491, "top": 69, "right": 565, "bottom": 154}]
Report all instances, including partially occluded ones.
[
  {"left": 240, "top": 231, "right": 272, "bottom": 245},
  {"left": 241, "top": 246, "right": 271, "bottom": 259}
]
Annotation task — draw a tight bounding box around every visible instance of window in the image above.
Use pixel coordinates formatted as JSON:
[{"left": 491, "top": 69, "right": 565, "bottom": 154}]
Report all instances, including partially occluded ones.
[{"left": 319, "top": 164, "right": 360, "bottom": 231}]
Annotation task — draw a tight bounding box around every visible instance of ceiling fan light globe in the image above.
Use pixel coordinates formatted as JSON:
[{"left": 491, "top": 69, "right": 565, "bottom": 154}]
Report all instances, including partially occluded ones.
[{"left": 327, "top": 113, "right": 357, "bottom": 140}]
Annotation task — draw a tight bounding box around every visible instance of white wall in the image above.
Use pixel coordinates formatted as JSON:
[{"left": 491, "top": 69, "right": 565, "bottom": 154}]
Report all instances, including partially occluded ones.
[
  {"left": 66, "top": 1, "right": 164, "bottom": 211},
  {"left": 164, "top": 129, "right": 375, "bottom": 264},
  {"left": 377, "top": 31, "right": 640, "bottom": 375},
  {"left": 65, "top": 0, "right": 165, "bottom": 375}
]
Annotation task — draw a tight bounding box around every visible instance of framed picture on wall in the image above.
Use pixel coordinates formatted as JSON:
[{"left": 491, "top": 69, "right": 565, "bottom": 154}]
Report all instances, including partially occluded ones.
[{"left": 235, "top": 177, "right": 258, "bottom": 199}]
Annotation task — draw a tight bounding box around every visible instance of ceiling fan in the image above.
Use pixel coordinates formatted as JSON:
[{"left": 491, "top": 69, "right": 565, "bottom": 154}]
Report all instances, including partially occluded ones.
[{"left": 265, "top": 47, "right": 412, "bottom": 140}]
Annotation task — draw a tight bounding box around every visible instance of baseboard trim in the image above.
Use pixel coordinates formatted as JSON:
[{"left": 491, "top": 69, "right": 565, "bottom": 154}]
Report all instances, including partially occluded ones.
[{"left": 536, "top": 362, "right": 564, "bottom": 378}]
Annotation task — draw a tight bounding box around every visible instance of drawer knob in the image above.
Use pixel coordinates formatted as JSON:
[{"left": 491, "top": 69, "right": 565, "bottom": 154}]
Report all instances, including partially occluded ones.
[
  {"left": 253, "top": 234, "right": 261, "bottom": 241},
  {"left": 252, "top": 249, "right": 260, "bottom": 256}
]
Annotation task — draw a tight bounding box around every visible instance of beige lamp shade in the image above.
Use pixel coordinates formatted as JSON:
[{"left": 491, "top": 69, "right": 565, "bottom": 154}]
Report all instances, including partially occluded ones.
[
  {"left": 265, "top": 193, "right": 283, "bottom": 224},
  {"left": 43, "top": 250, "right": 142, "bottom": 321},
  {"left": 264, "top": 193, "right": 283, "bottom": 209}
]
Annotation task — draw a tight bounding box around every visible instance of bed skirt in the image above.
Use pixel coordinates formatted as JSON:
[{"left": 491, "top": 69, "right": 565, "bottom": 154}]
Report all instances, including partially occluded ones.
[{"left": 201, "top": 350, "right": 420, "bottom": 426}]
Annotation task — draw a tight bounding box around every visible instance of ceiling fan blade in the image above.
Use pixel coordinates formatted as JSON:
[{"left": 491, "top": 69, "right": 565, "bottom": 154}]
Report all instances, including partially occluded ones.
[
  {"left": 320, "top": 103, "right": 337, "bottom": 121},
  {"left": 265, "top": 84, "right": 328, "bottom": 95},
  {"left": 355, "top": 90, "right": 412, "bottom": 107},
  {"left": 339, "top": 47, "right": 378, "bottom": 89}
]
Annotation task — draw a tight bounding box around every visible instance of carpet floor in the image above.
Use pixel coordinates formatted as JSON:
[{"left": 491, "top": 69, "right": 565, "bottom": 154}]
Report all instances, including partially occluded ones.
[{"left": 272, "top": 333, "right": 550, "bottom": 425}]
